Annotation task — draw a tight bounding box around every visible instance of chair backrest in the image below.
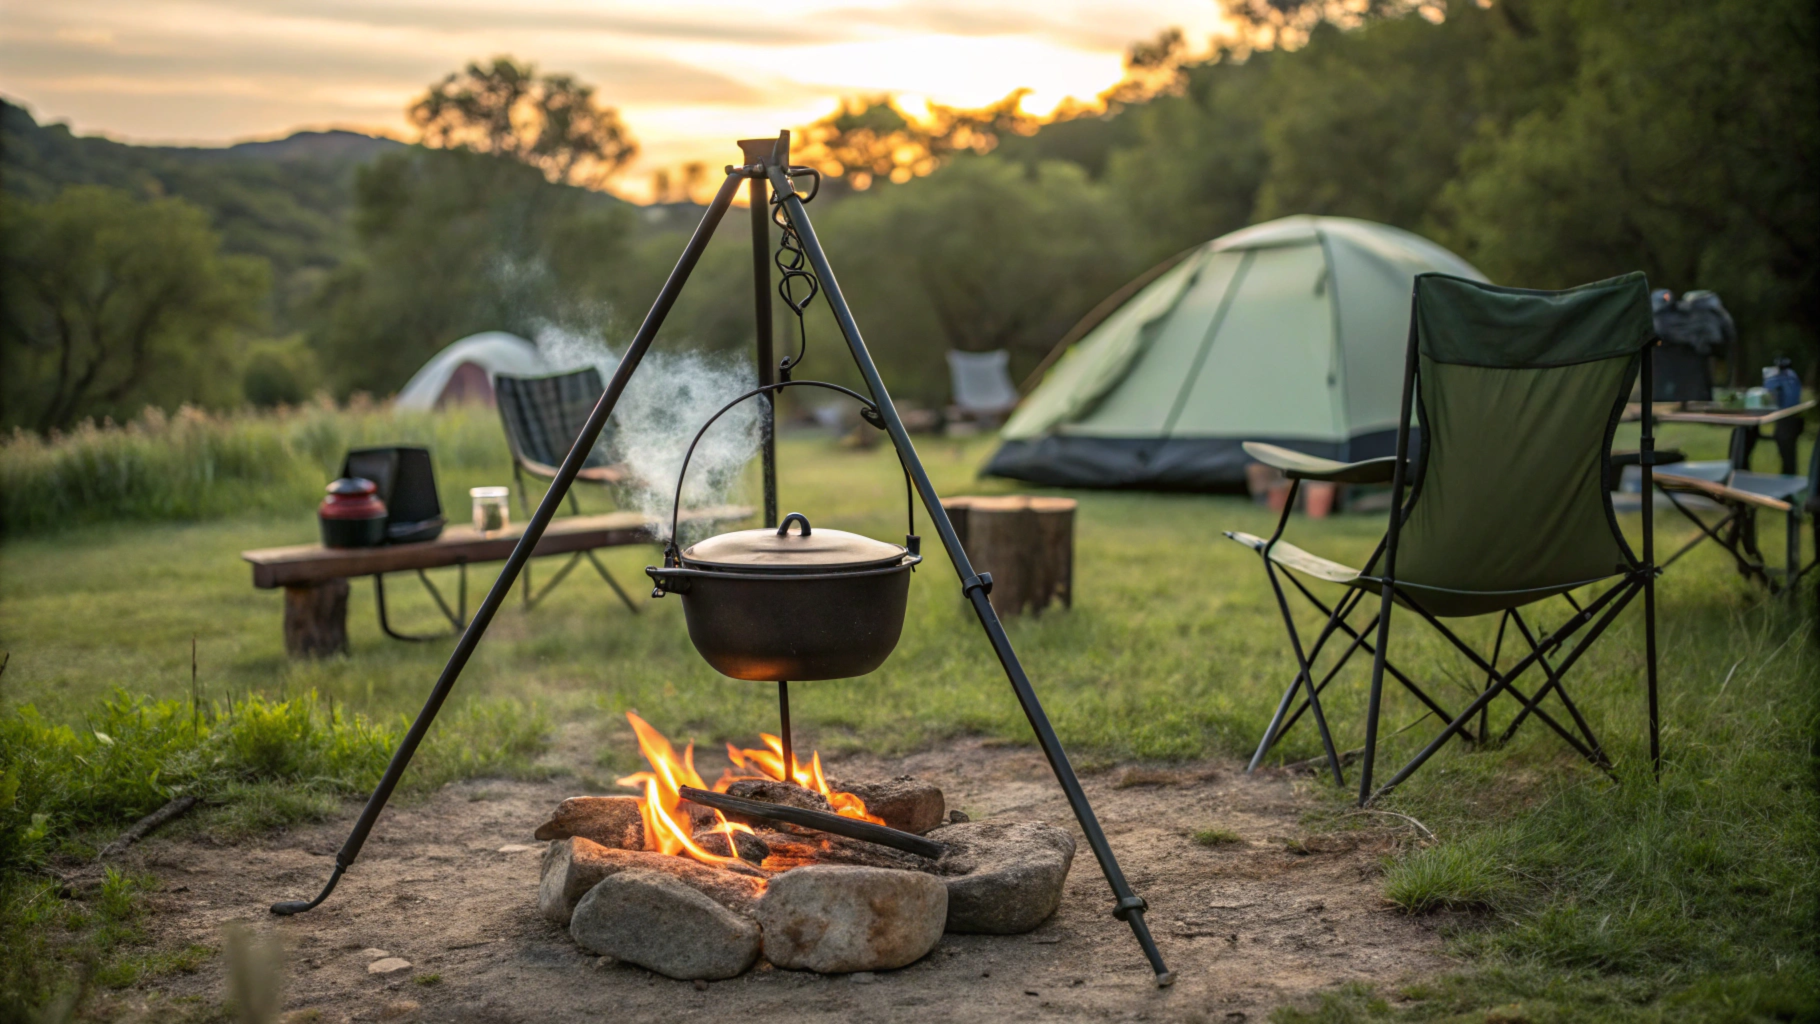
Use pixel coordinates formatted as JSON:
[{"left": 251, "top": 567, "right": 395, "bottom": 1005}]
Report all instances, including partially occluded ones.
[
  {"left": 1388, "top": 272, "right": 1655, "bottom": 616},
  {"left": 494, "top": 369, "right": 612, "bottom": 471},
  {"left": 947, "top": 349, "right": 1021, "bottom": 414}
]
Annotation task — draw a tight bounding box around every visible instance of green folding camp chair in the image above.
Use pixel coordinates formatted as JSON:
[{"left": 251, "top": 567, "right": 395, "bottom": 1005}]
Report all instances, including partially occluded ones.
[{"left": 1226, "top": 272, "right": 1662, "bottom": 804}]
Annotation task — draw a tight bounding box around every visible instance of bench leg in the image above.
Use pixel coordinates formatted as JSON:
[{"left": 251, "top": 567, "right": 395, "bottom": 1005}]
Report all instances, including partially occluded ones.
[{"left": 284, "top": 579, "right": 349, "bottom": 658}]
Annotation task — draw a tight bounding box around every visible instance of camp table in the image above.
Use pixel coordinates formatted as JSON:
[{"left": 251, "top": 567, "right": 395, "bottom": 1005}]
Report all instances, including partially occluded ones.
[
  {"left": 243, "top": 506, "right": 750, "bottom": 658},
  {"left": 1623, "top": 399, "right": 1815, "bottom": 589}
]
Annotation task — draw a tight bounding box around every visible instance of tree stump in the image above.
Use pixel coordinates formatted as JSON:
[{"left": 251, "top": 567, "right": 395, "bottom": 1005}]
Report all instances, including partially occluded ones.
[
  {"left": 941, "top": 496, "right": 1075, "bottom": 617},
  {"left": 283, "top": 578, "right": 349, "bottom": 658}
]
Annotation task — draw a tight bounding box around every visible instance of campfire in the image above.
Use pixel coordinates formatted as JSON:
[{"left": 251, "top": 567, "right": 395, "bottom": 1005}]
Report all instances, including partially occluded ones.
[
  {"left": 613, "top": 712, "right": 886, "bottom": 871},
  {"left": 534, "top": 715, "right": 1082, "bottom": 981}
]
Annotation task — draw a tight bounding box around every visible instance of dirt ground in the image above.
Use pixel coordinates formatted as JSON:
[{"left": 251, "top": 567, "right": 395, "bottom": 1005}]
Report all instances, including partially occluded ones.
[{"left": 112, "top": 740, "right": 1452, "bottom": 1023}]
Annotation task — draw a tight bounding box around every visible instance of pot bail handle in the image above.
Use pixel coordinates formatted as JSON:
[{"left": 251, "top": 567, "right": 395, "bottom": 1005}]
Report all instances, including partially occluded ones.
[{"left": 776, "top": 512, "right": 812, "bottom": 537}]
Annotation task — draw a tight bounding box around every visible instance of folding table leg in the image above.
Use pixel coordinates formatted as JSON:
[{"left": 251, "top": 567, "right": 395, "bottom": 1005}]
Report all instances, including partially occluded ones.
[{"left": 1787, "top": 507, "right": 1802, "bottom": 595}]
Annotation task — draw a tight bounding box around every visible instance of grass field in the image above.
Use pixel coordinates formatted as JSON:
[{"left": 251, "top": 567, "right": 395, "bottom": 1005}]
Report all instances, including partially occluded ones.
[{"left": 1, "top": 408, "right": 1815, "bottom": 1021}]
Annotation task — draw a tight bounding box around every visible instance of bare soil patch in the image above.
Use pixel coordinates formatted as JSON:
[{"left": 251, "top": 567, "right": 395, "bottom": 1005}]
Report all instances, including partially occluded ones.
[{"left": 113, "top": 741, "right": 1451, "bottom": 1022}]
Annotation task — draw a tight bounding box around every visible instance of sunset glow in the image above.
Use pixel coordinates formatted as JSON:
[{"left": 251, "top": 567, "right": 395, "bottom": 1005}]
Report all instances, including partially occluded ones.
[{"left": 0, "top": 0, "right": 1229, "bottom": 200}]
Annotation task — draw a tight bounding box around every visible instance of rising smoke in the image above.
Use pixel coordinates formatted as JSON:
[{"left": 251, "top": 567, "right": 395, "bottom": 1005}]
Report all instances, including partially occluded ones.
[{"left": 537, "top": 324, "right": 765, "bottom": 544}]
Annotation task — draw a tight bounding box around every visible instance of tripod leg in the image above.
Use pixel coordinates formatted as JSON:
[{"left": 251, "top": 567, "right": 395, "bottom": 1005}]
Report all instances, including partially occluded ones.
[
  {"left": 269, "top": 168, "right": 746, "bottom": 917},
  {"left": 769, "top": 162, "right": 1171, "bottom": 984}
]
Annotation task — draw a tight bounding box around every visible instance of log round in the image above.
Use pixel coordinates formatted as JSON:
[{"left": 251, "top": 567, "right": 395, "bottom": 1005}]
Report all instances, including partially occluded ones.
[{"left": 941, "top": 496, "right": 1075, "bottom": 617}]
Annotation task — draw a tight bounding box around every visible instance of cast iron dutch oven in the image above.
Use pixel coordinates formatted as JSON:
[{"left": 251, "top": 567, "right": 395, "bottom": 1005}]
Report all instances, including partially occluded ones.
[
  {"left": 644, "top": 380, "right": 922, "bottom": 681},
  {"left": 648, "top": 513, "right": 919, "bottom": 680}
]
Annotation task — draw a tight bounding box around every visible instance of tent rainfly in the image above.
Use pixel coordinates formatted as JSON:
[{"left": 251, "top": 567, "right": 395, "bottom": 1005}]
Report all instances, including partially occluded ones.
[
  {"left": 986, "top": 216, "right": 1487, "bottom": 490},
  {"left": 394, "top": 332, "right": 553, "bottom": 410}
]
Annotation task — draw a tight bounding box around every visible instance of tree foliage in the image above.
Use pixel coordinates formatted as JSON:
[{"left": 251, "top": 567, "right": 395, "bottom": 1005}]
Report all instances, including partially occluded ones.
[
  {"left": 308, "top": 148, "right": 636, "bottom": 394},
  {"left": 809, "top": 158, "right": 1139, "bottom": 395},
  {"left": 408, "top": 57, "right": 637, "bottom": 188},
  {"left": 794, "top": 92, "right": 1040, "bottom": 191},
  {"left": 0, "top": 187, "right": 267, "bottom": 431}
]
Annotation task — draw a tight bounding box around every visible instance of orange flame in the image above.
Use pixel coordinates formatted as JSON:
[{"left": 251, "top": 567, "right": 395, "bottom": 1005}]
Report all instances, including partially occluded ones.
[
  {"left": 615, "top": 712, "right": 752, "bottom": 868},
  {"left": 613, "top": 712, "right": 888, "bottom": 869},
  {"left": 723, "top": 735, "right": 886, "bottom": 826}
]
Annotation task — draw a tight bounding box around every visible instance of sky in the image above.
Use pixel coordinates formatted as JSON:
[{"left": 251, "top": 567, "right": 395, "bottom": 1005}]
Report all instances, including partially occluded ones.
[{"left": 1, "top": 0, "right": 1230, "bottom": 201}]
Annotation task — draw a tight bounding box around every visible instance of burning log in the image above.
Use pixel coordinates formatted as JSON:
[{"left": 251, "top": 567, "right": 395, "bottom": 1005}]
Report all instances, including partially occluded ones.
[
  {"left": 678, "top": 786, "right": 946, "bottom": 860},
  {"left": 825, "top": 775, "right": 945, "bottom": 835},
  {"left": 691, "top": 827, "right": 769, "bottom": 863}
]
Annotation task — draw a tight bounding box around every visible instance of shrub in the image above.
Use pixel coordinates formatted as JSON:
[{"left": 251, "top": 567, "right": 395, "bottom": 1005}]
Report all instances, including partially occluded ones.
[{"left": 0, "top": 401, "right": 510, "bottom": 535}]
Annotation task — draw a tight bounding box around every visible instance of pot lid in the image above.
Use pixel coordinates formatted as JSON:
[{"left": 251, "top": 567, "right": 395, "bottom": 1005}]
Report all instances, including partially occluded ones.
[{"left": 680, "top": 513, "right": 905, "bottom": 572}]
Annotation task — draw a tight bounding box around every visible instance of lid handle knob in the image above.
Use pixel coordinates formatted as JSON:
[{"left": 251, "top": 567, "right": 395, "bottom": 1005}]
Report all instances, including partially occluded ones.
[{"left": 777, "top": 512, "right": 812, "bottom": 538}]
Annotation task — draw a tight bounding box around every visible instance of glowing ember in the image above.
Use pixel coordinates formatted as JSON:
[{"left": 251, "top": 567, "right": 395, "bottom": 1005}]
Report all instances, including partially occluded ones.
[{"left": 615, "top": 712, "right": 883, "bottom": 869}]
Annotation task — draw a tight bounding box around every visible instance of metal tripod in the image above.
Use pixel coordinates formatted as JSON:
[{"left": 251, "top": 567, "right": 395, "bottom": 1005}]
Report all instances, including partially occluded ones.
[{"left": 269, "top": 132, "right": 1172, "bottom": 986}]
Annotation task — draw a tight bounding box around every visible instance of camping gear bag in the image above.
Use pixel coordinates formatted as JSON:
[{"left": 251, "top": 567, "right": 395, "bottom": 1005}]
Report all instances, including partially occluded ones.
[{"left": 340, "top": 446, "right": 446, "bottom": 544}]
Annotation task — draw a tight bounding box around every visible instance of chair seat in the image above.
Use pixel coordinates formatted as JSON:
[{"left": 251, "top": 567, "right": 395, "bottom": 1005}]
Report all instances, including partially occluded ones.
[
  {"left": 1656, "top": 473, "right": 1792, "bottom": 512},
  {"left": 1225, "top": 532, "right": 1364, "bottom": 584},
  {"left": 519, "top": 457, "right": 628, "bottom": 486},
  {"left": 1225, "top": 530, "right": 1619, "bottom": 617}
]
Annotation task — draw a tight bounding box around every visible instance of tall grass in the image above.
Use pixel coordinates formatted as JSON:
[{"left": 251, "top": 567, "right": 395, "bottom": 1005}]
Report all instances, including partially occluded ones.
[{"left": 0, "top": 399, "right": 511, "bottom": 534}]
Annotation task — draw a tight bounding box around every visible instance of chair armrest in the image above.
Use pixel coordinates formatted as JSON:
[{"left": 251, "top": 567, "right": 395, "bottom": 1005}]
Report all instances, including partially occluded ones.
[
  {"left": 1655, "top": 473, "right": 1793, "bottom": 512},
  {"left": 1242, "top": 442, "right": 1400, "bottom": 484},
  {"left": 1610, "top": 448, "right": 1685, "bottom": 468}
]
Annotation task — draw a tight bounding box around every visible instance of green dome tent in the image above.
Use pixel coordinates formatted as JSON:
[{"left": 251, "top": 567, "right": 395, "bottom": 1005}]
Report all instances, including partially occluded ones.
[{"left": 986, "top": 216, "right": 1487, "bottom": 489}]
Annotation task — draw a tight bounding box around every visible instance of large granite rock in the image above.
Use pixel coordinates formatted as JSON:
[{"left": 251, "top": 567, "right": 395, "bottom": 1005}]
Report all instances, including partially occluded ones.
[
  {"left": 539, "top": 837, "right": 765, "bottom": 925},
  {"left": 533, "top": 796, "right": 644, "bottom": 849},
  {"left": 828, "top": 776, "right": 945, "bottom": 835},
  {"left": 569, "top": 869, "right": 761, "bottom": 981},
  {"left": 932, "top": 820, "right": 1076, "bottom": 934},
  {"left": 756, "top": 866, "right": 946, "bottom": 973}
]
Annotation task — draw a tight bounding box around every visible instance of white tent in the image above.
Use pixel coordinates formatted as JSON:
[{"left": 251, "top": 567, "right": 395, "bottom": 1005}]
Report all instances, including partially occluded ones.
[
  {"left": 394, "top": 332, "right": 552, "bottom": 410},
  {"left": 987, "top": 216, "right": 1487, "bottom": 489}
]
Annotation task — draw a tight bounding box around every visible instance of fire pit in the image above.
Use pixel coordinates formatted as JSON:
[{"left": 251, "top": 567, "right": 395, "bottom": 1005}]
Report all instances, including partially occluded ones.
[
  {"left": 270, "top": 133, "right": 1166, "bottom": 987},
  {"left": 535, "top": 715, "right": 1076, "bottom": 980}
]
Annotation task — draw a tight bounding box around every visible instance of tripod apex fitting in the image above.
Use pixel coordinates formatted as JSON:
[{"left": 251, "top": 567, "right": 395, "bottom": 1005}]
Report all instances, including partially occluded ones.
[{"left": 262, "top": 138, "right": 1169, "bottom": 983}]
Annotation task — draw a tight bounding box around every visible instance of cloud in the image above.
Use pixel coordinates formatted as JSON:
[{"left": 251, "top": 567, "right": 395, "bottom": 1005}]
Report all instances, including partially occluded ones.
[{"left": 0, "top": 0, "right": 1227, "bottom": 164}]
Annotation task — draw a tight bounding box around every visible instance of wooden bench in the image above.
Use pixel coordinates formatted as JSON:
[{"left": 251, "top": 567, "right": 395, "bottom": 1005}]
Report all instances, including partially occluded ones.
[{"left": 244, "top": 506, "right": 750, "bottom": 658}]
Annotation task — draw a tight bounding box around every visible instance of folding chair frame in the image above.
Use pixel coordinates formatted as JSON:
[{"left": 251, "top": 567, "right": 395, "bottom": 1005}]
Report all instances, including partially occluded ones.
[
  {"left": 499, "top": 417, "right": 640, "bottom": 617},
  {"left": 1241, "top": 304, "right": 1662, "bottom": 805}
]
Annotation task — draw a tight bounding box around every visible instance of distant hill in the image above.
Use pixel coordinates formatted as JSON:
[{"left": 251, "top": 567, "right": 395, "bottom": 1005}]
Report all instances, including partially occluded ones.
[
  {"left": 1, "top": 101, "right": 404, "bottom": 331},
  {"left": 168, "top": 129, "right": 407, "bottom": 164}
]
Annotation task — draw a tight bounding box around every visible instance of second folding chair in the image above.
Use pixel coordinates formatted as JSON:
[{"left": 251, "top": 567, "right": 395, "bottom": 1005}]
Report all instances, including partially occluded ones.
[{"left": 494, "top": 369, "right": 639, "bottom": 614}]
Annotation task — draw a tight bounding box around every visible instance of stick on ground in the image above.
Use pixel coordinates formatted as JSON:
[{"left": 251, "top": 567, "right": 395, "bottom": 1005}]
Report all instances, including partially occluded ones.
[{"left": 98, "top": 795, "right": 200, "bottom": 861}]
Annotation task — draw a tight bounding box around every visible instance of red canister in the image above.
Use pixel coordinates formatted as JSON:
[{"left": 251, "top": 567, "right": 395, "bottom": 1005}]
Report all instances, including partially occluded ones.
[{"left": 319, "top": 477, "right": 388, "bottom": 548}]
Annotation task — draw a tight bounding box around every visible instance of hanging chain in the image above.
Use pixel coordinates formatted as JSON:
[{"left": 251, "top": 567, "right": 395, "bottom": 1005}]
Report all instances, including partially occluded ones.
[{"left": 769, "top": 168, "right": 821, "bottom": 382}]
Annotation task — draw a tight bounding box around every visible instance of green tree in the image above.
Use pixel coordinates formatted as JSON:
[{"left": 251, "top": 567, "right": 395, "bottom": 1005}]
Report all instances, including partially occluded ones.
[
  {"left": 0, "top": 186, "right": 268, "bottom": 431},
  {"left": 409, "top": 57, "right": 638, "bottom": 188},
  {"left": 1436, "top": 0, "right": 1819, "bottom": 376},
  {"left": 309, "top": 148, "right": 635, "bottom": 395},
  {"left": 1102, "top": 51, "right": 1278, "bottom": 260},
  {"left": 807, "top": 157, "right": 1141, "bottom": 401},
  {"left": 1251, "top": 9, "right": 1506, "bottom": 227},
  {"left": 795, "top": 91, "right": 1039, "bottom": 192}
]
